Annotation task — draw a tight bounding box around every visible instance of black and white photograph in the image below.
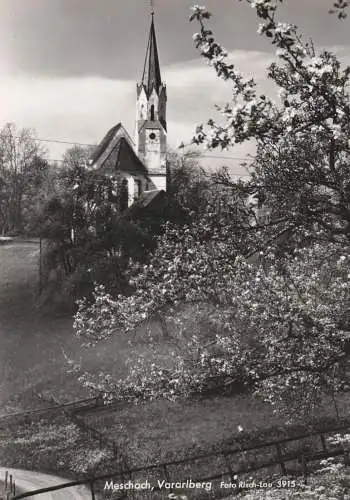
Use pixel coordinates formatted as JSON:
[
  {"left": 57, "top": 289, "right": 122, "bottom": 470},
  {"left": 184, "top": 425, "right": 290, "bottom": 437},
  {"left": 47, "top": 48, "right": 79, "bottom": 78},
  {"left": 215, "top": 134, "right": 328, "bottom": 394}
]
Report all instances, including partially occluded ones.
[{"left": 1, "top": 0, "right": 350, "bottom": 498}]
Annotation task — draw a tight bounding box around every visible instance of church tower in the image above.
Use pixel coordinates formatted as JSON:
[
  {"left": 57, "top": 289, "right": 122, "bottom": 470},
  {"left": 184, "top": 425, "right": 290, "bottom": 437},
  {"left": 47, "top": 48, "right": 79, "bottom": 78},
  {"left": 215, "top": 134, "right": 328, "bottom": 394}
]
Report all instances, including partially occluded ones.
[{"left": 136, "top": 12, "right": 167, "bottom": 191}]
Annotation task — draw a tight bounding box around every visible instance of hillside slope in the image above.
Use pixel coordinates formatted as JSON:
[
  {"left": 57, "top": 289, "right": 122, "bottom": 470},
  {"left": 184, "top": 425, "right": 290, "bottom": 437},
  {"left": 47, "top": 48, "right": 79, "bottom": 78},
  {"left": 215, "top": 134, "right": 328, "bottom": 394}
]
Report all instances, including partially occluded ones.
[{"left": 0, "top": 240, "right": 84, "bottom": 411}]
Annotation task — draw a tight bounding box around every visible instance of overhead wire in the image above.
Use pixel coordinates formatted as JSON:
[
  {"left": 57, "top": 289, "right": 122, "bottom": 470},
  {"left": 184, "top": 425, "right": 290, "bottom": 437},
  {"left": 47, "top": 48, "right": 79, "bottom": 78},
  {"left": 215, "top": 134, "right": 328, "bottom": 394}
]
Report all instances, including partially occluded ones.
[
  {"left": 27, "top": 135, "right": 255, "bottom": 161},
  {"left": 15, "top": 134, "right": 254, "bottom": 174}
]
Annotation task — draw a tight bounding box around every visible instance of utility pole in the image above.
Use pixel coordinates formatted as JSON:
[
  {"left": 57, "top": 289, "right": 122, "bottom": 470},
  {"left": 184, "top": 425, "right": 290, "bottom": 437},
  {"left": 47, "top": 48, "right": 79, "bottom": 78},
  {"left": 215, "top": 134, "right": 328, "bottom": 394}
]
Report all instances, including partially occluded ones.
[
  {"left": 89, "top": 482, "right": 96, "bottom": 500},
  {"left": 39, "top": 237, "right": 42, "bottom": 294}
]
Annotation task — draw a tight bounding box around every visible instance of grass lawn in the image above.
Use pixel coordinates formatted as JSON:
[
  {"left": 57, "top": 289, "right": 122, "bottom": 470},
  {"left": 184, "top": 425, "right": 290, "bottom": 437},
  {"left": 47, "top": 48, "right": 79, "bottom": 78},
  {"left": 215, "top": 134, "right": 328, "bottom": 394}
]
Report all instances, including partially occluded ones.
[
  {"left": 224, "top": 465, "right": 350, "bottom": 500},
  {"left": 84, "top": 393, "right": 283, "bottom": 466},
  {"left": 0, "top": 240, "right": 133, "bottom": 411},
  {"left": 84, "top": 391, "right": 350, "bottom": 468},
  {"left": 0, "top": 412, "right": 119, "bottom": 500},
  {"left": 1, "top": 239, "right": 350, "bottom": 498}
]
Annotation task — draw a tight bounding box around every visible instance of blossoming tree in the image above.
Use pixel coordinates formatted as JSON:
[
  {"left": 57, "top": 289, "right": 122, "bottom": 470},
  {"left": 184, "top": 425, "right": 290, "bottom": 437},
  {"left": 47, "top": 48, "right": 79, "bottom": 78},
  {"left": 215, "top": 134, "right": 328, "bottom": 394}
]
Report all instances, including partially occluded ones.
[
  {"left": 72, "top": 1, "right": 350, "bottom": 419},
  {"left": 191, "top": 0, "right": 350, "bottom": 243},
  {"left": 74, "top": 226, "right": 350, "bottom": 415}
]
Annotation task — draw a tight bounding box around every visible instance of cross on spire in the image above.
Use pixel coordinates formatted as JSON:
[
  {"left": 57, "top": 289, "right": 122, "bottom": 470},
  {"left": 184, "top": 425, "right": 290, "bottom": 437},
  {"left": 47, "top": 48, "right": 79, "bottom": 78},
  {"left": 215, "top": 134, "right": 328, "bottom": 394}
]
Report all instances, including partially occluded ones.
[{"left": 150, "top": 0, "right": 154, "bottom": 16}]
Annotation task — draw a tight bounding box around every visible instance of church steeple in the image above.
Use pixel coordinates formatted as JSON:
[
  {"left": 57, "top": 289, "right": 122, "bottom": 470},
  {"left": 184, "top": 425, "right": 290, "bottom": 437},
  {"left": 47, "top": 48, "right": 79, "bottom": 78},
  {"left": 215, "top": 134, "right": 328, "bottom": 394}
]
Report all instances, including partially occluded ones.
[
  {"left": 135, "top": 10, "right": 167, "bottom": 192},
  {"left": 141, "top": 13, "right": 162, "bottom": 97}
]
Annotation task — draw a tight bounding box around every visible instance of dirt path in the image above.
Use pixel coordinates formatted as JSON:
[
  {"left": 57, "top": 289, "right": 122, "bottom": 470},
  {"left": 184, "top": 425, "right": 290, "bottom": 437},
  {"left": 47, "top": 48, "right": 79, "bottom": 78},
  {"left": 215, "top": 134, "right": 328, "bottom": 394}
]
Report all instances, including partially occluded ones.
[{"left": 0, "top": 467, "right": 92, "bottom": 499}]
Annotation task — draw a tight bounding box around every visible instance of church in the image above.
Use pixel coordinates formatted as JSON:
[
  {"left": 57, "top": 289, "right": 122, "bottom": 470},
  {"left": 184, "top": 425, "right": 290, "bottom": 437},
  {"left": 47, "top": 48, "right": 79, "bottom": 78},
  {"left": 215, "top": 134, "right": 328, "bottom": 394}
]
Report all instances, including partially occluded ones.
[{"left": 88, "top": 12, "right": 168, "bottom": 212}]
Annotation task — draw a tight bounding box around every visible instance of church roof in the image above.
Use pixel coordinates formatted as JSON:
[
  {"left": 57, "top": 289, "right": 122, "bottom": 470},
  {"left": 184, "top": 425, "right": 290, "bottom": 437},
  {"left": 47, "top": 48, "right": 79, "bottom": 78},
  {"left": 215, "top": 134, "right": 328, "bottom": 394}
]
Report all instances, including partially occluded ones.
[
  {"left": 121, "top": 189, "right": 166, "bottom": 219},
  {"left": 140, "top": 14, "right": 162, "bottom": 97},
  {"left": 133, "top": 189, "right": 164, "bottom": 209},
  {"left": 89, "top": 122, "right": 149, "bottom": 177}
]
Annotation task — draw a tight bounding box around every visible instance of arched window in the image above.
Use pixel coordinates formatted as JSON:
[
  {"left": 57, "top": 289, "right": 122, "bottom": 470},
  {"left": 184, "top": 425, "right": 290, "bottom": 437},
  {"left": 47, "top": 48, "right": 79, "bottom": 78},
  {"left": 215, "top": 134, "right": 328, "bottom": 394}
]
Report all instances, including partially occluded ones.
[
  {"left": 150, "top": 104, "right": 155, "bottom": 121},
  {"left": 134, "top": 179, "right": 142, "bottom": 200},
  {"left": 140, "top": 104, "right": 145, "bottom": 119}
]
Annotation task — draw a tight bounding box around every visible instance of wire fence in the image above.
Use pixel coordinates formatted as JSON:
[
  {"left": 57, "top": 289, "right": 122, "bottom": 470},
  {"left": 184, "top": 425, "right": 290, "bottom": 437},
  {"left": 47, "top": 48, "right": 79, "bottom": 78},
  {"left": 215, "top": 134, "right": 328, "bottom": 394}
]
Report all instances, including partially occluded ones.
[
  {"left": 3, "top": 391, "right": 350, "bottom": 499},
  {"left": 7, "top": 419, "right": 350, "bottom": 500},
  {"left": 34, "top": 391, "right": 131, "bottom": 471},
  {"left": 0, "top": 471, "right": 16, "bottom": 500}
]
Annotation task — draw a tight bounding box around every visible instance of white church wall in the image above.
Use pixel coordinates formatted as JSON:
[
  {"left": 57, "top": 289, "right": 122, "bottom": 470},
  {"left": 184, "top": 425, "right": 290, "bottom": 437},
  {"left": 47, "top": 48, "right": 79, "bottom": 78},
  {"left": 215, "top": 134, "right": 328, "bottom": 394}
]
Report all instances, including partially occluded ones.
[
  {"left": 127, "top": 175, "right": 136, "bottom": 207},
  {"left": 149, "top": 175, "right": 167, "bottom": 192}
]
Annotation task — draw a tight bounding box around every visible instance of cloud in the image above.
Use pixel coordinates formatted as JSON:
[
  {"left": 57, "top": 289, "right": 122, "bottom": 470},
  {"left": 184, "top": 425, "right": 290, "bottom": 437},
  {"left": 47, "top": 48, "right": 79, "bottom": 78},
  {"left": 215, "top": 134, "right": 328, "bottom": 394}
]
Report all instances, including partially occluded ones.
[
  {"left": 0, "top": 49, "right": 273, "bottom": 163},
  {"left": 165, "top": 49, "right": 274, "bottom": 116},
  {"left": 4, "top": 44, "right": 349, "bottom": 170},
  {"left": 0, "top": 76, "right": 134, "bottom": 159}
]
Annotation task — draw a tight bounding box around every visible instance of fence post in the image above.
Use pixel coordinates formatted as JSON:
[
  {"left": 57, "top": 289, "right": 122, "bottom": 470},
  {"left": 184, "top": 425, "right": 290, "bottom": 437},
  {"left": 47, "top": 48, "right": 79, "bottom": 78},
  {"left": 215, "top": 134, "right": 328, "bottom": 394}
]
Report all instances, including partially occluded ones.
[
  {"left": 223, "top": 453, "right": 236, "bottom": 483},
  {"left": 301, "top": 455, "right": 308, "bottom": 484},
  {"left": 320, "top": 434, "right": 327, "bottom": 452},
  {"left": 163, "top": 465, "right": 171, "bottom": 493},
  {"left": 275, "top": 443, "right": 287, "bottom": 475},
  {"left": 163, "top": 464, "right": 171, "bottom": 482},
  {"left": 4, "top": 471, "right": 7, "bottom": 489},
  {"left": 122, "top": 455, "right": 131, "bottom": 475},
  {"left": 113, "top": 440, "right": 118, "bottom": 457},
  {"left": 90, "top": 481, "right": 96, "bottom": 500}
]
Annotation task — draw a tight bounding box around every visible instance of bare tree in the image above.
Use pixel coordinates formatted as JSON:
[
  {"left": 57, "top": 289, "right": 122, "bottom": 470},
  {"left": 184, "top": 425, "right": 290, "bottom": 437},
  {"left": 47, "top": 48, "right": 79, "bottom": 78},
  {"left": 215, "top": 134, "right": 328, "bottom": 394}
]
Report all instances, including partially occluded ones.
[{"left": 0, "top": 122, "right": 47, "bottom": 234}]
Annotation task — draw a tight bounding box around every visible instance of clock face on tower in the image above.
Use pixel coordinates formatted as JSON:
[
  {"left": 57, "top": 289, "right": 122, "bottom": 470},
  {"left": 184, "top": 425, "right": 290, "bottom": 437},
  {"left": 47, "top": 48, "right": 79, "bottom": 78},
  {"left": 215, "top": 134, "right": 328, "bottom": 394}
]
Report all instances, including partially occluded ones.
[{"left": 145, "top": 129, "right": 160, "bottom": 151}]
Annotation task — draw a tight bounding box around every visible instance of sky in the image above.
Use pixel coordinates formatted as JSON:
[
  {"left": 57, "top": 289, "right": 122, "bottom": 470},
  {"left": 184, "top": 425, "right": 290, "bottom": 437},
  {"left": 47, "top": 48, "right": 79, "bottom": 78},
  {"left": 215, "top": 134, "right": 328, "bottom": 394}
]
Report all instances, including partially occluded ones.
[{"left": 0, "top": 0, "right": 350, "bottom": 177}]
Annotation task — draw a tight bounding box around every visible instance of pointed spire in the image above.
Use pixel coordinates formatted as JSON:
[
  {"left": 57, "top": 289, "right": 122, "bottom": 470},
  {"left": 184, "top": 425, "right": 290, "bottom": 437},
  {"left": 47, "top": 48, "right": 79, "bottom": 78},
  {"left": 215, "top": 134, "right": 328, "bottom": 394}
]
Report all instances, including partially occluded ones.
[{"left": 141, "top": 11, "right": 162, "bottom": 97}]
